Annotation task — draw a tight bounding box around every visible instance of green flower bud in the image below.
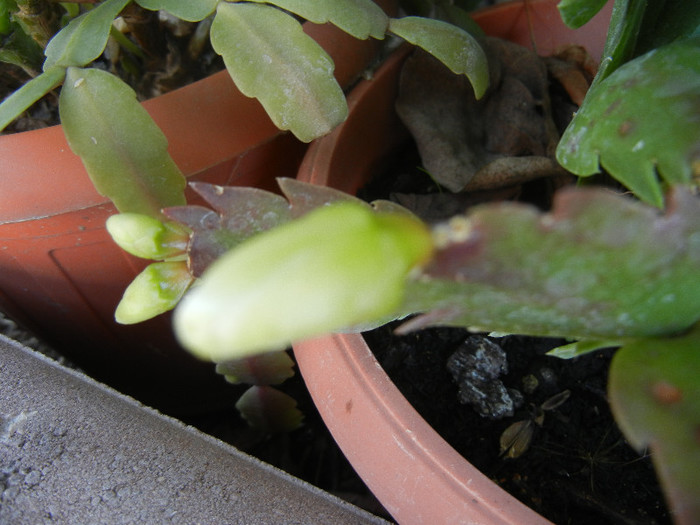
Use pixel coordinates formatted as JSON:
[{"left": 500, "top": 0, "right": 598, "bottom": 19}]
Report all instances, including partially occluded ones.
[
  {"left": 174, "top": 202, "right": 433, "bottom": 361},
  {"left": 115, "top": 261, "right": 194, "bottom": 324},
  {"left": 106, "top": 213, "right": 189, "bottom": 260}
]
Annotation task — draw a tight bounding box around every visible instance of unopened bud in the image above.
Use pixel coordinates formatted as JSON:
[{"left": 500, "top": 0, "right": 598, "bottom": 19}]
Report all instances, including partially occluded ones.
[
  {"left": 116, "top": 261, "right": 193, "bottom": 324},
  {"left": 174, "top": 202, "right": 433, "bottom": 361},
  {"left": 106, "top": 213, "right": 189, "bottom": 260}
]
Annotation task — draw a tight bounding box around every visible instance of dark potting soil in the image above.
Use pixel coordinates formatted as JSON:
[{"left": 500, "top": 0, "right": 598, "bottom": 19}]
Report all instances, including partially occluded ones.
[
  {"left": 365, "top": 324, "right": 671, "bottom": 525},
  {"left": 182, "top": 359, "right": 393, "bottom": 519}
]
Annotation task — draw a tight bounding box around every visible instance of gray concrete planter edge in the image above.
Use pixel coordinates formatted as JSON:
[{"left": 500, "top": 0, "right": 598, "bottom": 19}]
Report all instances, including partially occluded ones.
[{"left": 0, "top": 335, "right": 388, "bottom": 524}]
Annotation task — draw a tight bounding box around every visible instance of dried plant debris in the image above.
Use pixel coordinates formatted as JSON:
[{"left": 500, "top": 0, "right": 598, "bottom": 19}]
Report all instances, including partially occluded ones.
[
  {"left": 499, "top": 390, "right": 570, "bottom": 459},
  {"left": 395, "top": 38, "right": 584, "bottom": 193}
]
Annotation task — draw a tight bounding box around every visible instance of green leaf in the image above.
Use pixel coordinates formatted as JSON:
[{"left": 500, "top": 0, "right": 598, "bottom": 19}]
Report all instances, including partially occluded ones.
[
  {"left": 61, "top": 2, "right": 80, "bottom": 20},
  {"left": 609, "top": 324, "right": 700, "bottom": 524},
  {"left": 557, "top": 0, "right": 608, "bottom": 30},
  {"left": 0, "top": 66, "right": 64, "bottom": 131},
  {"left": 595, "top": 0, "right": 646, "bottom": 84},
  {"left": 388, "top": 16, "right": 489, "bottom": 99},
  {"left": 247, "top": 0, "right": 388, "bottom": 40},
  {"left": 216, "top": 351, "right": 295, "bottom": 385},
  {"left": 135, "top": 0, "right": 218, "bottom": 22},
  {"left": 235, "top": 385, "right": 303, "bottom": 433},
  {"left": 0, "top": 22, "right": 45, "bottom": 73},
  {"left": 211, "top": 2, "right": 347, "bottom": 142},
  {"left": 400, "top": 186, "right": 700, "bottom": 341},
  {"left": 438, "top": 4, "right": 485, "bottom": 38},
  {"left": 547, "top": 339, "right": 621, "bottom": 359},
  {"left": 173, "top": 201, "right": 432, "bottom": 361},
  {"left": 0, "top": 1, "right": 11, "bottom": 35},
  {"left": 60, "top": 67, "right": 186, "bottom": 217},
  {"left": 106, "top": 213, "right": 189, "bottom": 260},
  {"left": 556, "top": 37, "right": 700, "bottom": 207},
  {"left": 115, "top": 261, "right": 193, "bottom": 324},
  {"left": 636, "top": 0, "right": 700, "bottom": 54},
  {"left": 43, "top": 0, "right": 130, "bottom": 70}
]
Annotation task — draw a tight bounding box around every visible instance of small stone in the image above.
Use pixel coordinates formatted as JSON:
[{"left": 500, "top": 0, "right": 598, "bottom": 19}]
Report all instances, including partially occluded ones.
[{"left": 447, "top": 336, "right": 514, "bottom": 419}]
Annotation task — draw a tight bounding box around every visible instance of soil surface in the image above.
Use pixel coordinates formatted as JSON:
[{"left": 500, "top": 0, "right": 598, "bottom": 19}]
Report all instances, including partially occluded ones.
[{"left": 366, "top": 324, "right": 671, "bottom": 525}]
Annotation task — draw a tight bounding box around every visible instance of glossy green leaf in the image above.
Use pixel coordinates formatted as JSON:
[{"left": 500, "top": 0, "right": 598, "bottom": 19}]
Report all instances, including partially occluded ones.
[
  {"left": 609, "top": 324, "right": 700, "bottom": 524},
  {"left": 0, "top": 66, "right": 64, "bottom": 131},
  {"left": 115, "top": 261, "right": 193, "bottom": 324},
  {"left": 216, "top": 351, "right": 295, "bottom": 385},
  {"left": 557, "top": 0, "right": 608, "bottom": 30},
  {"left": 235, "top": 385, "right": 303, "bottom": 433},
  {"left": 106, "top": 213, "right": 189, "bottom": 260},
  {"left": 547, "top": 339, "right": 621, "bottom": 359},
  {"left": 556, "top": 38, "right": 700, "bottom": 207},
  {"left": 400, "top": 186, "right": 700, "bottom": 341},
  {"left": 173, "top": 201, "right": 433, "bottom": 361},
  {"left": 43, "top": 0, "right": 130, "bottom": 70},
  {"left": 595, "top": 0, "right": 646, "bottom": 84},
  {"left": 60, "top": 67, "right": 186, "bottom": 218},
  {"left": 635, "top": 0, "right": 700, "bottom": 55},
  {"left": 0, "top": 1, "right": 11, "bottom": 35},
  {"left": 211, "top": 2, "right": 347, "bottom": 142},
  {"left": 135, "top": 0, "right": 218, "bottom": 22},
  {"left": 388, "top": 16, "right": 489, "bottom": 99},
  {"left": 247, "top": 0, "right": 388, "bottom": 39}
]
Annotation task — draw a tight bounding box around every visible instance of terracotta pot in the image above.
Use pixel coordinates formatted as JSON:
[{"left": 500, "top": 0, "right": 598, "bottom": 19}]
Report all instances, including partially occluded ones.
[
  {"left": 0, "top": 5, "right": 393, "bottom": 414},
  {"left": 293, "top": 1, "right": 612, "bottom": 523}
]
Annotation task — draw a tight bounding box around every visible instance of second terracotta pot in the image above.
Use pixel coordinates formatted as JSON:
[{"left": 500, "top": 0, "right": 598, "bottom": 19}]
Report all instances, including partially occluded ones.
[{"left": 0, "top": 10, "right": 391, "bottom": 413}]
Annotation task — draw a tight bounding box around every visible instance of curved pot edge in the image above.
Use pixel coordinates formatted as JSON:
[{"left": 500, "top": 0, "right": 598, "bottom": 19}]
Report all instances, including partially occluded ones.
[{"left": 298, "top": 333, "right": 547, "bottom": 524}]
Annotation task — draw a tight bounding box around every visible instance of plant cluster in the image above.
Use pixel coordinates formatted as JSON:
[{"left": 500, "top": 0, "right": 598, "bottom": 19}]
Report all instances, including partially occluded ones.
[{"left": 2, "top": 0, "right": 699, "bottom": 522}]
